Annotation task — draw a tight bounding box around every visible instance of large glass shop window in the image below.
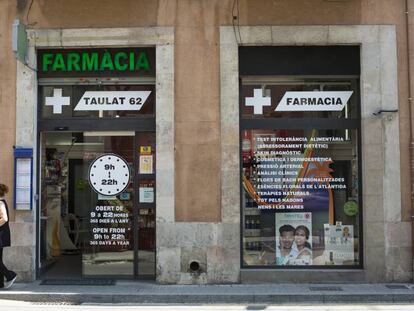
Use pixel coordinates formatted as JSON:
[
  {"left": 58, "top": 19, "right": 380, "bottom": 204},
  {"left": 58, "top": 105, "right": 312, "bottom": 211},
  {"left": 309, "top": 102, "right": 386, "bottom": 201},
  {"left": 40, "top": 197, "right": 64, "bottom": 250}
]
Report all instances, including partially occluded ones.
[{"left": 241, "top": 79, "right": 361, "bottom": 267}]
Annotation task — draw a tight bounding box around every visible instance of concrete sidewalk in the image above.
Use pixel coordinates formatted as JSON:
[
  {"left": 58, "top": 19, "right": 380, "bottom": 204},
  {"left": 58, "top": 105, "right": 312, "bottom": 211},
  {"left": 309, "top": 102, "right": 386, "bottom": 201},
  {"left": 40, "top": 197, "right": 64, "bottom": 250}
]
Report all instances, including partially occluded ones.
[{"left": 0, "top": 282, "right": 414, "bottom": 304}]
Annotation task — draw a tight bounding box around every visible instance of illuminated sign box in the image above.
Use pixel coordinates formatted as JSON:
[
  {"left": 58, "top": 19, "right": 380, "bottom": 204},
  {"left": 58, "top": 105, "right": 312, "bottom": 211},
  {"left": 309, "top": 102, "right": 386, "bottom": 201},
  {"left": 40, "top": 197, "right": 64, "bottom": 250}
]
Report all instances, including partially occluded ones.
[{"left": 37, "top": 48, "right": 155, "bottom": 78}]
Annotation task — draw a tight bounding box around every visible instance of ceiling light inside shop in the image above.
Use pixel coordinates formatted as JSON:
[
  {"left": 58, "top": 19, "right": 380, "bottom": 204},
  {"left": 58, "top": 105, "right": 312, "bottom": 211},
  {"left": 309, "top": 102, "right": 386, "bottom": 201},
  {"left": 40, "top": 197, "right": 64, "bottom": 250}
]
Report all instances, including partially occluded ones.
[{"left": 83, "top": 131, "right": 135, "bottom": 137}]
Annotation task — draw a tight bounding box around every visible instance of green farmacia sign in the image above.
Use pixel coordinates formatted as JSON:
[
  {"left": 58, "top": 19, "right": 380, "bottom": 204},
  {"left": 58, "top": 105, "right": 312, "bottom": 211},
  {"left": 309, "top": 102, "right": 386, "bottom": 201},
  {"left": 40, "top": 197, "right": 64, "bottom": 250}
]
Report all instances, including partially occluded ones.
[
  {"left": 42, "top": 51, "right": 149, "bottom": 72},
  {"left": 38, "top": 48, "right": 155, "bottom": 78}
]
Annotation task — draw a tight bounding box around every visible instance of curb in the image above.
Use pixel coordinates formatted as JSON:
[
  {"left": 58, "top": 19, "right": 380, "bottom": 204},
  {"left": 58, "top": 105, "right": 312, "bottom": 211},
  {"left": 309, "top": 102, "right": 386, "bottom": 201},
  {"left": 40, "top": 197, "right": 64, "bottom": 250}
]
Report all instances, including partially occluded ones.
[{"left": 0, "top": 293, "right": 414, "bottom": 304}]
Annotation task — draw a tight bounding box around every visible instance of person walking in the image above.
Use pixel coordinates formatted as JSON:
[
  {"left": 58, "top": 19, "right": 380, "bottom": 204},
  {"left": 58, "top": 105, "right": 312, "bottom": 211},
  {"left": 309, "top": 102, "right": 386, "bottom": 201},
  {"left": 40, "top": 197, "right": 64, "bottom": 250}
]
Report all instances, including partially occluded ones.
[{"left": 0, "top": 184, "right": 17, "bottom": 289}]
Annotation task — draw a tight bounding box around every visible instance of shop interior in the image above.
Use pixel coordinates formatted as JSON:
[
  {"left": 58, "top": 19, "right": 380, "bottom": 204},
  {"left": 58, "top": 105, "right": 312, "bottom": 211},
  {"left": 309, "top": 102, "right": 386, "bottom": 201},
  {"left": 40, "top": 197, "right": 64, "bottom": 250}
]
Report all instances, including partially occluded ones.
[
  {"left": 39, "top": 131, "right": 156, "bottom": 279},
  {"left": 241, "top": 80, "right": 361, "bottom": 267}
]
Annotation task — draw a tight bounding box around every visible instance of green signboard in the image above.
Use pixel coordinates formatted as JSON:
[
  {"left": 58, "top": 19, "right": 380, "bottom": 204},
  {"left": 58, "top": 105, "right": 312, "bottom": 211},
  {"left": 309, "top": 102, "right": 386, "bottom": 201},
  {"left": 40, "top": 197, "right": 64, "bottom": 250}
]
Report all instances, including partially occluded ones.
[{"left": 38, "top": 48, "right": 155, "bottom": 78}]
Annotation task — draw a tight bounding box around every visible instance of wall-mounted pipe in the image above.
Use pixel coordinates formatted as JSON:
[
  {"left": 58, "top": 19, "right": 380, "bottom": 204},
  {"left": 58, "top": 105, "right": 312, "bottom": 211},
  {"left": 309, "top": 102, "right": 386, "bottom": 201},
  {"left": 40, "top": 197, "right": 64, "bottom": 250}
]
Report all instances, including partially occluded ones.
[{"left": 406, "top": 0, "right": 414, "bottom": 279}]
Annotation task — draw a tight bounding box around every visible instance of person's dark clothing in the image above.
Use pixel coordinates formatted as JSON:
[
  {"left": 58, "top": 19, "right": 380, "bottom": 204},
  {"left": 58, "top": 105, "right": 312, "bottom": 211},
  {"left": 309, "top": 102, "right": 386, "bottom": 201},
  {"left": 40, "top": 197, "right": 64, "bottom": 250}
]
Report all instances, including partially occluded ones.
[
  {"left": 0, "top": 199, "right": 11, "bottom": 248},
  {"left": 0, "top": 199, "right": 15, "bottom": 288}
]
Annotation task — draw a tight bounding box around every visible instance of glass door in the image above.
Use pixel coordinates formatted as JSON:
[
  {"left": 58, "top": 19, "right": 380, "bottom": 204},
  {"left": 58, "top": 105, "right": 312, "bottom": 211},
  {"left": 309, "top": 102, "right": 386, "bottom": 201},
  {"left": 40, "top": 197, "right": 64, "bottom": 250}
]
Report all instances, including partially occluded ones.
[
  {"left": 39, "top": 131, "right": 156, "bottom": 279},
  {"left": 135, "top": 132, "right": 156, "bottom": 278}
]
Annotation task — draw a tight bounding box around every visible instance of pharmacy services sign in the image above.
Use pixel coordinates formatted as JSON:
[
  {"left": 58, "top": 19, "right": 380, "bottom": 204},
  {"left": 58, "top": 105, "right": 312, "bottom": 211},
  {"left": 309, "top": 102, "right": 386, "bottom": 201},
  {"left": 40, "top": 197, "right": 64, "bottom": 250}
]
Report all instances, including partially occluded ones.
[{"left": 275, "top": 91, "right": 353, "bottom": 112}]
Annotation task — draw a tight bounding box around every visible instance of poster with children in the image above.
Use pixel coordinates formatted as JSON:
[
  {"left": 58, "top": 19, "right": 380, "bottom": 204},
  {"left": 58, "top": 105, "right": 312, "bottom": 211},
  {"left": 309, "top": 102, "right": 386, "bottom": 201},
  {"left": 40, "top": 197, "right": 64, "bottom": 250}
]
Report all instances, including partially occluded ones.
[
  {"left": 324, "top": 223, "right": 354, "bottom": 265},
  {"left": 275, "top": 212, "right": 312, "bottom": 266}
]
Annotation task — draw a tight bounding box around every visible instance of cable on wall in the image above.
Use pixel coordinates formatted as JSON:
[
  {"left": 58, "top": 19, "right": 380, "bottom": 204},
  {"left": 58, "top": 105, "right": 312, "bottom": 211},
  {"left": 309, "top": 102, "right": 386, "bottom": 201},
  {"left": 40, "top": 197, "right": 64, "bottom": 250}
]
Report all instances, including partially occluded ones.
[
  {"left": 232, "top": 0, "right": 242, "bottom": 45},
  {"left": 26, "top": 0, "right": 37, "bottom": 26}
]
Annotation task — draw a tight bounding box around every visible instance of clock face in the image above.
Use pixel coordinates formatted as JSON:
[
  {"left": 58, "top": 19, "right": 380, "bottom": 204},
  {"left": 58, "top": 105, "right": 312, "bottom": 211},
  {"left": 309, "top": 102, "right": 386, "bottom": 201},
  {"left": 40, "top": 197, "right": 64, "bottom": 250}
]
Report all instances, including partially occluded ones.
[{"left": 89, "top": 154, "right": 130, "bottom": 196}]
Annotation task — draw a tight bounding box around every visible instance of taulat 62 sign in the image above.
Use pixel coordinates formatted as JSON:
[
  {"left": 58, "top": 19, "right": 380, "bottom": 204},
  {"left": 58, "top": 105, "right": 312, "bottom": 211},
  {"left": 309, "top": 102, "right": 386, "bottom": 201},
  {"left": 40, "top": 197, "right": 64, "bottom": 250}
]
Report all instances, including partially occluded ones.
[
  {"left": 45, "top": 89, "right": 151, "bottom": 114},
  {"left": 74, "top": 91, "right": 151, "bottom": 111}
]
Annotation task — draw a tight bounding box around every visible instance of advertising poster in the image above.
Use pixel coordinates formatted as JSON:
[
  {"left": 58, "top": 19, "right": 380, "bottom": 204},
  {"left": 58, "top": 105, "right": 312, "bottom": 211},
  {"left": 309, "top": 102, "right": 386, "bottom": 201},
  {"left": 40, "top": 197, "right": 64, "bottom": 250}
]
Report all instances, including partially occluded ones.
[
  {"left": 242, "top": 127, "right": 359, "bottom": 267},
  {"left": 275, "top": 212, "right": 312, "bottom": 266},
  {"left": 139, "top": 155, "right": 153, "bottom": 174},
  {"left": 324, "top": 223, "right": 354, "bottom": 265},
  {"left": 139, "top": 187, "right": 154, "bottom": 203}
]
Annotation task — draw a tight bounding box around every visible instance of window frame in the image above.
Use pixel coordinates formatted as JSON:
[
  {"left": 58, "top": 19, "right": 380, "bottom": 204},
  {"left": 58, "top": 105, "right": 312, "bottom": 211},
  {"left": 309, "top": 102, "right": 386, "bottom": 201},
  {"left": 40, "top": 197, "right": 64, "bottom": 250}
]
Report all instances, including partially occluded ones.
[
  {"left": 239, "top": 76, "right": 364, "bottom": 270},
  {"left": 37, "top": 78, "right": 156, "bottom": 132}
]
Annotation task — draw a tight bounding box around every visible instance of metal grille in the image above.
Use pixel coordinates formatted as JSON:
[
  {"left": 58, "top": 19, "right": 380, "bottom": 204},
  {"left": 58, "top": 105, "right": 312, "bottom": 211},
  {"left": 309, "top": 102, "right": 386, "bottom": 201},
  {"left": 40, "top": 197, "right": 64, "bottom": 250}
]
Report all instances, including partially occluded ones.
[{"left": 385, "top": 285, "right": 409, "bottom": 290}]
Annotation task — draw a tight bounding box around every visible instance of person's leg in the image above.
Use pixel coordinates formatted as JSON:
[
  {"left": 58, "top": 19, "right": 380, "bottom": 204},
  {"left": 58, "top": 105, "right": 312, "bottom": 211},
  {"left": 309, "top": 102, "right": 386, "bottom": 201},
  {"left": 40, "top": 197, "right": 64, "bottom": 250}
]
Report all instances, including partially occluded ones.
[
  {"left": 0, "top": 248, "right": 15, "bottom": 281},
  {"left": 0, "top": 248, "right": 16, "bottom": 289},
  {"left": 0, "top": 248, "right": 5, "bottom": 287}
]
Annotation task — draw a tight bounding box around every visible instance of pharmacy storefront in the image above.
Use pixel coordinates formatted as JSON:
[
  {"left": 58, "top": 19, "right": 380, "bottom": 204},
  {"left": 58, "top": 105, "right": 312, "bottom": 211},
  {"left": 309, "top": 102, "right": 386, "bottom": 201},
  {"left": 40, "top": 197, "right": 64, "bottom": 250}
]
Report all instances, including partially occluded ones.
[
  {"left": 239, "top": 46, "right": 362, "bottom": 269},
  {"left": 15, "top": 28, "right": 174, "bottom": 282},
  {"left": 11, "top": 25, "right": 406, "bottom": 284},
  {"left": 219, "top": 26, "right": 403, "bottom": 283},
  {"left": 38, "top": 48, "right": 158, "bottom": 279}
]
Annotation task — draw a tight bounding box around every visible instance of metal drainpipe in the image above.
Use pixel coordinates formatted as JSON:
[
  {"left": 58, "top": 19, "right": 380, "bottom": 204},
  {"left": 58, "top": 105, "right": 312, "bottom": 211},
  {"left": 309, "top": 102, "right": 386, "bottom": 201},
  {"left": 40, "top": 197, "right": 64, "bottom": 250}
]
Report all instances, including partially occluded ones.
[{"left": 406, "top": 0, "right": 414, "bottom": 279}]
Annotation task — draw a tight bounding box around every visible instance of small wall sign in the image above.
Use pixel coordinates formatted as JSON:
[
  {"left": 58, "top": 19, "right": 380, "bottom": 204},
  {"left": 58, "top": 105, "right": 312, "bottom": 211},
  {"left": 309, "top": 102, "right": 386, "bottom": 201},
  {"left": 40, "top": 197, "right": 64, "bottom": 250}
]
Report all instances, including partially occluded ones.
[
  {"left": 89, "top": 154, "right": 130, "bottom": 196},
  {"left": 14, "top": 148, "right": 33, "bottom": 210}
]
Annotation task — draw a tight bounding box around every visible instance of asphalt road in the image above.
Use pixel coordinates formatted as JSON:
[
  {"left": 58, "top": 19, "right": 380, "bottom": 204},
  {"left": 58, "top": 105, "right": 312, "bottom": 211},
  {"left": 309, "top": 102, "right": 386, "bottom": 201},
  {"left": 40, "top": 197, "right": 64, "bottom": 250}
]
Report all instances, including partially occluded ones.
[{"left": 1, "top": 300, "right": 414, "bottom": 311}]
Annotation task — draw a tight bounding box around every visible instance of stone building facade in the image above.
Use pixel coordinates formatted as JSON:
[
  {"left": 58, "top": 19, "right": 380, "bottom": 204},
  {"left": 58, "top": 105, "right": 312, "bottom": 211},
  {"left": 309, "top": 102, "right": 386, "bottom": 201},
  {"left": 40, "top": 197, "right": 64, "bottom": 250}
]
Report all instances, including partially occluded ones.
[{"left": 0, "top": 0, "right": 412, "bottom": 284}]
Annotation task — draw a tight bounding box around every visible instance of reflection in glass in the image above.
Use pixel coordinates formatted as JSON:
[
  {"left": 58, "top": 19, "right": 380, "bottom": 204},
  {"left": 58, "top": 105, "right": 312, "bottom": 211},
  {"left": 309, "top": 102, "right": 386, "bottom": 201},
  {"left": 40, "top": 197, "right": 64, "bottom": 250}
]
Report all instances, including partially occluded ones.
[
  {"left": 241, "top": 129, "right": 360, "bottom": 267},
  {"left": 40, "top": 132, "right": 135, "bottom": 277},
  {"left": 136, "top": 132, "right": 156, "bottom": 276},
  {"left": 138, "top": 212, "right": 155, "bottom": 276}
]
